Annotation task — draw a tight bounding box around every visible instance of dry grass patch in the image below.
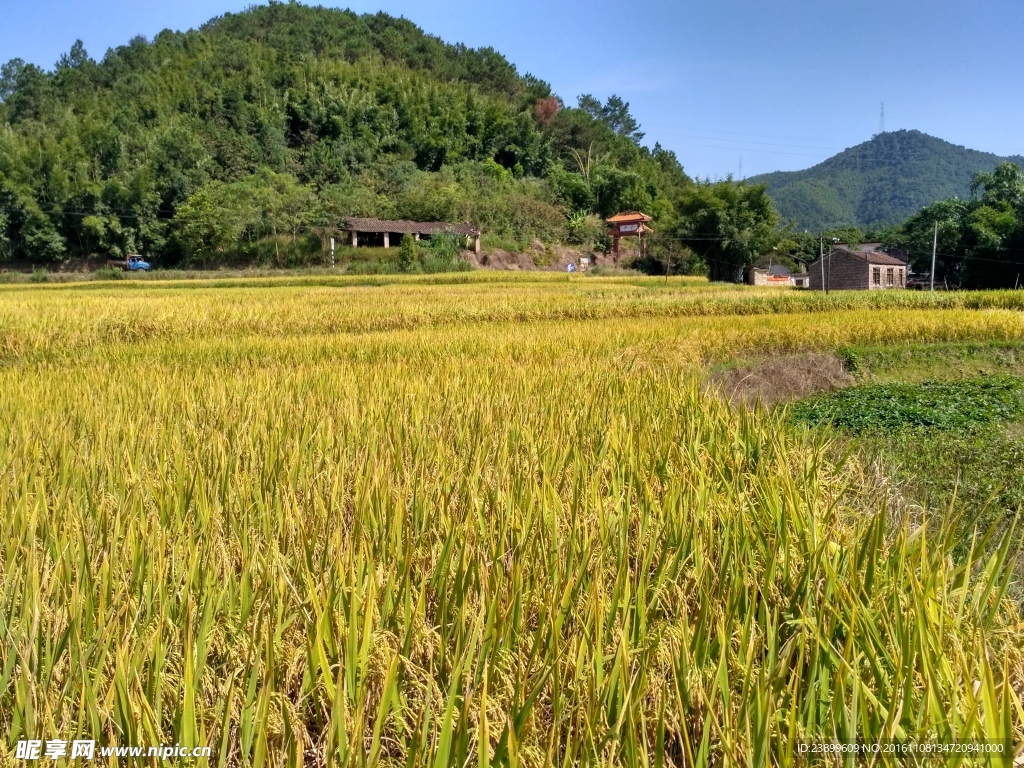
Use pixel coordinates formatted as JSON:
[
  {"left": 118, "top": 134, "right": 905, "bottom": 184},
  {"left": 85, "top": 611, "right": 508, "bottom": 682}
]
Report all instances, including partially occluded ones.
[{"left": 709, "top": 353, "right": 854, "bottom": 407}]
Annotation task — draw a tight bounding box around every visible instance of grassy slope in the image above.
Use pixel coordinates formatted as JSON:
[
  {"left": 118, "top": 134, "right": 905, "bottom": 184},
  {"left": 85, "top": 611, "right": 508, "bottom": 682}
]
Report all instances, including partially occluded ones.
[{"left": 847, "top": 340, "right": 1024, "bottom": 383}]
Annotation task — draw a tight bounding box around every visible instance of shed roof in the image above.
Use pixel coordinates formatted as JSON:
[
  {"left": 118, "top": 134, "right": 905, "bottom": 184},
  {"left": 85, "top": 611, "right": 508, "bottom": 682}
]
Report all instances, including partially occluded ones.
[
  {"left": 342, "top": 217, "right": 479, "bottom": 236},
  {"left": 748, "top": 263, "right": 794, "bottom": 276}
]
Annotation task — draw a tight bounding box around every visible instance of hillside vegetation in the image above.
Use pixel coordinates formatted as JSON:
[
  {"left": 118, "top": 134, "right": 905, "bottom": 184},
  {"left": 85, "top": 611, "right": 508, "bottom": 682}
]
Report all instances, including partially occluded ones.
[
  {"left": 3, "top": 4, "right": 1022, "bottom": 285},
  {"left": 750, "top": 130, "right": 1024, "bottom": 230},
  {"left": 0, "top": 3, "right": 697, "bottom": 267}
]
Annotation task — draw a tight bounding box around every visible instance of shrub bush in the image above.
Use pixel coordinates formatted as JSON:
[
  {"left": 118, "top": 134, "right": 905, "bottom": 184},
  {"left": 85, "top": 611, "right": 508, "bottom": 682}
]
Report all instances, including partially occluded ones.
[
  {"left": 397, "top": 233, "right": 421, "bottom": 273},
  {"left": 91, "top": 267, "right": 126, "bottom": 281}
]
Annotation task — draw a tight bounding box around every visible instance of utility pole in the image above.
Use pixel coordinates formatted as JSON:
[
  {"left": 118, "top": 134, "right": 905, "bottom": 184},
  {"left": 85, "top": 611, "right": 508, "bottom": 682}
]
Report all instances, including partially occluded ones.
[
  {"left": 828, "top": 238, "right": 835, "bottom": 292},
  {"left": 930, "top": 222, "right": 937, "bottom": 292},
  {"left": 820, "top": 236, "right": 828, "bottom": 295}
]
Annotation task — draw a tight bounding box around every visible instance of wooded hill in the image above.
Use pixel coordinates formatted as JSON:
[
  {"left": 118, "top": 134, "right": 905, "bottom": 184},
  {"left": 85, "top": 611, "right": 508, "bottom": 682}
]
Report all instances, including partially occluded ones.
[
  {"left": 0, "top": 2, "right": 695, "bottom": 267},
  {"left": 18, "top": 4, "right": 1017, "bottom": 284},
  {"left": 749, "top": 130, "right": 1024, "bottom": 232}
]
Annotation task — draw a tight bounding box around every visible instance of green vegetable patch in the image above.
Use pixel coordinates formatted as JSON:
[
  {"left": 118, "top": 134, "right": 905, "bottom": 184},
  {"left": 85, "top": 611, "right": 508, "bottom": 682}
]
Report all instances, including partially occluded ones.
[{"left": 791, "top": 375, "right": 1024, "bottom": 432}]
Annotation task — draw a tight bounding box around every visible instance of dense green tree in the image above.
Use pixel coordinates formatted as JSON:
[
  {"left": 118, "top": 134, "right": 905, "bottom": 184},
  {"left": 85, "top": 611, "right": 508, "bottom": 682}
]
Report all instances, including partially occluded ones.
[
  {"left": 0, "top": 182, "right": 65, "bottom": 261},
  {"left": 884, "top": 199, "right": 970, "bottom": 286},
  {"left": 669, "top": 180, "right": 780, "bottom": 282},
  {"left": 578, "top": 94, "right": 644, "bottom": 142},
  {"left": 173, "top": 170, "right": 319, "bottom": 264},
  {"left": 635, "top": 231, "right": 705, "bottom": 276},
  {"left": 885, "top": 162, "right": 1024, "bottom": 288},
  {"left": 0, "top": 3, "right": 700, "bottom": 266},
  {"left": 971, "top": 161, "right": 1024, "bottom": 208},
  {"left": 174, "top": 182, "right": 248, "bottom": 262}
]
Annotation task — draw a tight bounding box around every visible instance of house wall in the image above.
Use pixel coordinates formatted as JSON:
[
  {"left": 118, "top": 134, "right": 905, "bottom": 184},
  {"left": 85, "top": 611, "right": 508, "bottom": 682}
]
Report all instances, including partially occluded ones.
[
  {"left": 747, "top": 269, "right": 769, "bottom": 286},
  {"left": 868, "top": 263, "right": 907, "bottom": 290},
  {"left": 808, "top": 252, "right": 907, "bottom": 291},
  {"left": 807, "top": 251, "right": 869, "bottom": 291},
  {"left": 748, "top": 269, "right": 795, "bottom": 287}
]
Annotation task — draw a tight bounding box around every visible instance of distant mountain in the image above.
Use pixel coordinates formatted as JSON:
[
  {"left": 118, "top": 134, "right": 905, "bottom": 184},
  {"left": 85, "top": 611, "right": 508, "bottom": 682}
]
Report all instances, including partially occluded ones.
[{"left": 747, "top": 130, "right": 1024, "bottom": 231}]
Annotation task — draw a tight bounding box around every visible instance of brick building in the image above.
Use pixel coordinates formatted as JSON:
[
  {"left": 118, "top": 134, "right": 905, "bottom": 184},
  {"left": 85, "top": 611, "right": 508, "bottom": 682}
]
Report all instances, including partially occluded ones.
[{"left": 807, "top": 248, "right": 907, "bottom": 291}]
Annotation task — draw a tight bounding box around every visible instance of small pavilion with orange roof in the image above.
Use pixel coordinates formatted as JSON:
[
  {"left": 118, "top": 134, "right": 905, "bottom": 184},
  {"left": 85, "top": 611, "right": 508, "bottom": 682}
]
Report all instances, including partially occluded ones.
[{"left": 606, "top": 211, "right": 653, "bottom": 259}]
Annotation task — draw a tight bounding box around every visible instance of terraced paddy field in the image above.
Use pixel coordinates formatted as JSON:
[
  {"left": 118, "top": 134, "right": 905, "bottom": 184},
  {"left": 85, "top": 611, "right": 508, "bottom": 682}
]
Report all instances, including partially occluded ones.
[{"left": 1, "top": 274, "right": 1023, "bottom": 765}]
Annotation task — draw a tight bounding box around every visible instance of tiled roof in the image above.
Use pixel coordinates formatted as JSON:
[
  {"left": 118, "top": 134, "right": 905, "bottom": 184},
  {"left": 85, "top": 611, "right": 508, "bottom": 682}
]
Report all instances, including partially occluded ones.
[
  {"left": 342, "top": 217, "right": 479, "bottom": 236},
  {"left": 748, "top": 264, "right": 793, "bottom": 275},
  {"left": 855, "top": 249, "right": 906, "bottom": 266},
  {"left": 606, "top": 211, "right": 652, "bottom": 223},
  {"left": 812, "top": 248, "right": 907, "bottom": 267}
]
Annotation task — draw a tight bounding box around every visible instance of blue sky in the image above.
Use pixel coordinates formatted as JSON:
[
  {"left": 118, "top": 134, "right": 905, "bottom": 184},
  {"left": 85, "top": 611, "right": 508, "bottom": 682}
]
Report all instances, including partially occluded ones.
[{"left": 1, "top": 0, "right": 1021, "bottom": 179}]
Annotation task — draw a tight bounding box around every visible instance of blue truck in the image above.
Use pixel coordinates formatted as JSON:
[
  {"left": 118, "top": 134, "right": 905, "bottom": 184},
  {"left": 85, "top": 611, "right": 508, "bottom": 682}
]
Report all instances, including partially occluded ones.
[{"left": 107, "top": 255, "right": 152, "bottom": 271}]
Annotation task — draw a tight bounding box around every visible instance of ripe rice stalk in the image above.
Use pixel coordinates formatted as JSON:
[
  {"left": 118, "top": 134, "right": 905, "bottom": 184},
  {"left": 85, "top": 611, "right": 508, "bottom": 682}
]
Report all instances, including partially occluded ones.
[{"left": 0, "top": 276, "right": 1021, "bottom": 765}]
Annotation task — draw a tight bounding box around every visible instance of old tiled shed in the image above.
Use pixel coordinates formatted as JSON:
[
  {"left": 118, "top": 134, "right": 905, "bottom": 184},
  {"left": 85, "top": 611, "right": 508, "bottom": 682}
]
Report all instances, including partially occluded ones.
[{"left": 342, "top": 218, "right": 481, "bottom": 253}]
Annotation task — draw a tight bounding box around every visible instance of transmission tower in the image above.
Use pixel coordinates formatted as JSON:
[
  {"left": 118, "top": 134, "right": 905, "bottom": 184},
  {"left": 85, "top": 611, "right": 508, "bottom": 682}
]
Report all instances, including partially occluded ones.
[{"left": 879, "top": 102, "right": 886, "bottom": 134}]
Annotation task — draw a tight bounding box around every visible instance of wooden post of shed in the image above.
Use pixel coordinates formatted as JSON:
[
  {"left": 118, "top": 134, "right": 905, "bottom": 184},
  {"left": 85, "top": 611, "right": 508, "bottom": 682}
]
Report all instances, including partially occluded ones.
[
  {"left": 383, "top": 232, "right": 390, "bottom": 249},
  {"left": 351, "top": 230, "right": 358, "bottom": 248}
]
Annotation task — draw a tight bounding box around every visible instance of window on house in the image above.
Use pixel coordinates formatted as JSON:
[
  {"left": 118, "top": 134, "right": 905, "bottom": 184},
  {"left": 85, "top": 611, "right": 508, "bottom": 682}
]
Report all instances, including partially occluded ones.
[
  {"left": 886, "top": 268, "right": 894, "bottom": 286},
  {"left": 899, "top": 270, "right": 905, "bottom": 287},
  {"left": 873, "top": 267, "right": 881, "bottom": 286}
]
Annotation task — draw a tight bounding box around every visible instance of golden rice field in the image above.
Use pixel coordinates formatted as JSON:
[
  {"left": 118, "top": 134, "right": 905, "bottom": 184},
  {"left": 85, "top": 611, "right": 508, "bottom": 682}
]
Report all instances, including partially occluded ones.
[{"left": 2, "top": 273, "right": 1023, "bottom": 766}]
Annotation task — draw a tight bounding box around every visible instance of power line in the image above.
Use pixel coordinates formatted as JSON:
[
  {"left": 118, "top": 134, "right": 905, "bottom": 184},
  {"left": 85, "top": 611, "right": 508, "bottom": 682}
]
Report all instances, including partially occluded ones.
[
  {"left": 642, "top": 124, "right": 844, "bottom": 146},
  {"left": 30, "top": 208, "right": 1024, "bottom": 257},
  {"left": 895, "top": 247, "right": 1024, "bottom": 268},
  {"left": 9, "top": 204, "right": 1024, "bottom": 266},
  {"left": 647, "top": 139, "right": 831, "bottom": 159},
  {"left": 642, "top": 129, "right": 840, "bottom": 154}
]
